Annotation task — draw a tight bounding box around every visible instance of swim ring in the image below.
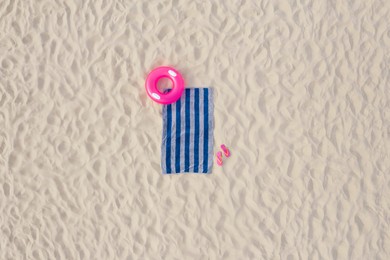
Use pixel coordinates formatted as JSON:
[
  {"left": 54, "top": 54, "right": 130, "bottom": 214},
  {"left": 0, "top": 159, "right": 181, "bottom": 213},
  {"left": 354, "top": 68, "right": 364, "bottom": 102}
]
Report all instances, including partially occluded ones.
[{"left": 145, "top": 66, "right": 184, "bottom": 105}]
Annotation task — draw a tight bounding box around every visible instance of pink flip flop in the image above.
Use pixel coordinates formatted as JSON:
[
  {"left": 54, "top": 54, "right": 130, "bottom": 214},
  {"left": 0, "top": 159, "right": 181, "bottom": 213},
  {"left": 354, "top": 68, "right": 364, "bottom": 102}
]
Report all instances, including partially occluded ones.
[
  {"left": 221, "top": 144, "right": 230, "bottom": 157},
  {"left": 216, "top": 151, "right": 223, "bottom": 166}
]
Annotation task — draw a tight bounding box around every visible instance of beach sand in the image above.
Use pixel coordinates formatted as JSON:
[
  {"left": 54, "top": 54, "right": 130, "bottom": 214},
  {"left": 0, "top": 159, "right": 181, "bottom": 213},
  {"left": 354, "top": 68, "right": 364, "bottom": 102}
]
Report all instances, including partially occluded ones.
[{"left": 1, "top": 0, "right": 390, "bottom": 259}]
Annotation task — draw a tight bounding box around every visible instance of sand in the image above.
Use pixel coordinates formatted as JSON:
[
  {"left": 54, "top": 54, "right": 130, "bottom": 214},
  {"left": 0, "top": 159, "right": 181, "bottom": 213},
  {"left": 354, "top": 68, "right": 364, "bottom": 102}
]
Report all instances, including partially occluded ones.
[{"left": 1, "top": 0, "right": 390, "bottom": 259}]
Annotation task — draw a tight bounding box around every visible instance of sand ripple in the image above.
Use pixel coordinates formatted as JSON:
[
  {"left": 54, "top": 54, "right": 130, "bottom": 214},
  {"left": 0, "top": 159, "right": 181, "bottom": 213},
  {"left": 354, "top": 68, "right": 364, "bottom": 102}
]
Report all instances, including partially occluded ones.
[{"left": 1, "top": 0, "right": 390, "bottom": 259}]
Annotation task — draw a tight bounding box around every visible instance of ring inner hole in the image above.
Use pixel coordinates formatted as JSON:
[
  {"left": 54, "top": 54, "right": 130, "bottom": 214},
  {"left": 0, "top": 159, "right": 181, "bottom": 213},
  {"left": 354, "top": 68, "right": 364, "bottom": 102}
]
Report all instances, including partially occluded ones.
[{"left": 157, "top": 77, "right": 173, "bottom": 94}]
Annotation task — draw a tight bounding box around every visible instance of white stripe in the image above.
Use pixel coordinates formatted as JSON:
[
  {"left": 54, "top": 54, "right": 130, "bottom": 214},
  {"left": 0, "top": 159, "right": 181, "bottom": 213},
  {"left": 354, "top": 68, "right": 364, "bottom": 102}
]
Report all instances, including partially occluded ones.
[
  {"left": 179, "top": 92, "right": 186, "bottom": 173},
  {"left": 207, "top": 89, "right": 214, "bottom": 172},
  {"left": 189, "top": 89, "right": 195, "bottom": 172},
  {"left": 198, "top": 88, "right": 205, "bottom": 172}
]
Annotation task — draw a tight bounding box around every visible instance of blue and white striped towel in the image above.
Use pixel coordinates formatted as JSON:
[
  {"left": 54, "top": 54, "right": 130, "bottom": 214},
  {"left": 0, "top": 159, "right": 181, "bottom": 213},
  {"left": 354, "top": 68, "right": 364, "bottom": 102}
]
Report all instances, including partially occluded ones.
[{"left": 161, "top": 88, "right": 214, "bottom": 174}]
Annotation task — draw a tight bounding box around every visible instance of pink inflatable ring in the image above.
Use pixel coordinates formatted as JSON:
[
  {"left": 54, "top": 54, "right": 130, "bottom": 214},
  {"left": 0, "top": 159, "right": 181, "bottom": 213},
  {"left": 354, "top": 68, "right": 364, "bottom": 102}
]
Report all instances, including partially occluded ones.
[{"left": 145, "top": 66, "right": 185, "bottom": 105}]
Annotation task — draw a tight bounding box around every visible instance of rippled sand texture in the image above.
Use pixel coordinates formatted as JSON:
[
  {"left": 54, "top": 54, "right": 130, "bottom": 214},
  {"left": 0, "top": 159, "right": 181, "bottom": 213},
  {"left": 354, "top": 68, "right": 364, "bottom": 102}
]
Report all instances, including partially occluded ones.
[{"left": 1, "top": 0, "right": 390, "bottom": 259}]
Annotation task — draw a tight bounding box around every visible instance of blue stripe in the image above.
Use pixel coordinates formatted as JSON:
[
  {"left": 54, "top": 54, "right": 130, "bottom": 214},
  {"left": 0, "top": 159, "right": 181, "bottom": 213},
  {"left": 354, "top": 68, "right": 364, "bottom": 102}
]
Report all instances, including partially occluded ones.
[
  {"left": 166, "top": 104, "right": 172, "bottom": 174},
  {"left": 202, "top": 89, "right": 209, "bottom": 173},
  {"left": 175, "top": 98, "right": 181, "bottom": 172},
  {"left": 184, "top": 90, "right": 190, "bottom": 172},
  {"left": 193, "top": 88, "right": 200, "bottom": 172}
]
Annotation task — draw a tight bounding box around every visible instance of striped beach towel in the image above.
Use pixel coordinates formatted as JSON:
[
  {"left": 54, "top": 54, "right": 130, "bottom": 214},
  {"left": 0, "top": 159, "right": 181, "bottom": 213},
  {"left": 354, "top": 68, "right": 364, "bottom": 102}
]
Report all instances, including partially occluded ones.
[{"left": 161, "top": 88, "right": 214, "bottom": 174}]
